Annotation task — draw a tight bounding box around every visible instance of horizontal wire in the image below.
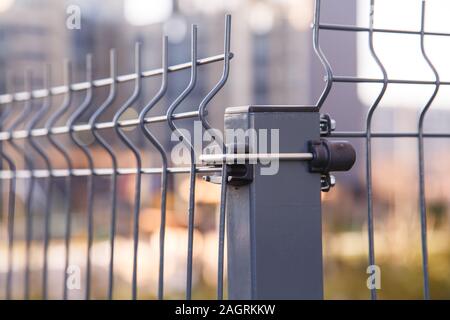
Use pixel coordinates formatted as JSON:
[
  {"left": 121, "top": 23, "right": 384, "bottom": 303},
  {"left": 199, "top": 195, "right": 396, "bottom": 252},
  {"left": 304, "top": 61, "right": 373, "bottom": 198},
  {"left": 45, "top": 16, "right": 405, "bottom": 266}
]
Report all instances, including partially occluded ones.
[
  {"left": 331, "top": 131, "right": 450, "bottom": 138},
  {"left": 319, "top": 23, "right": 450, "bottom": 37},
  {"left": 0, "top": 110, "right": 202, "bottom": 141},
  {"left": 332, "top": 76, "right": 450, "bottom": 85},
  {"left": 318, "top": 23, "right": 450, "bottom": 85},
  {"left": 0, "top": 53, "right": 233, "bottom": 105},
  {"left": 0, "top": 166, "right": 221, "bottom": 179},
  {"left": 200, "top": 152, "right": 314, "bottom": 163}
]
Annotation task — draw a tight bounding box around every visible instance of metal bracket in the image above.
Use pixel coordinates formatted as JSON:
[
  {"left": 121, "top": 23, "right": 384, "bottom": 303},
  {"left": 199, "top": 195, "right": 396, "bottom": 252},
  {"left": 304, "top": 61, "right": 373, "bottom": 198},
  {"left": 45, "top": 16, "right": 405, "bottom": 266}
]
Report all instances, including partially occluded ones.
[
  {"left": 202, "top": 143, "right": 254, "bottom": 186},
  {"left": 320, "top": 113, "right": 336, "bottom": 136},
  {"left": 201, "top": 139, "right": 355, "bottom": 190},
  {"left": 203, "top": 163, "right": 253, "bottom": 186},
  {"left": 201, "top": 116, "right": 355, "bottom": 192},
  {"left": 321, "top": 174, "right": 336, "bottom": 192}
]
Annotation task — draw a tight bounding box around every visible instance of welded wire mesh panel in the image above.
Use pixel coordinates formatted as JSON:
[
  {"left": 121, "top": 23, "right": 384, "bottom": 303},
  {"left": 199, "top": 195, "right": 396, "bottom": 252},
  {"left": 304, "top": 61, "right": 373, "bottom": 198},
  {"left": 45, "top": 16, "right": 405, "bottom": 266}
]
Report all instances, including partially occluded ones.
[
  {"left": 1, "top": 0, "right": 449, "bottom": 301},
  {"left": 313, "top": 0, "right": 449, "bottom": 299},
  {"left": 0, "top": 15, "right": 231, "bottom": 300}
]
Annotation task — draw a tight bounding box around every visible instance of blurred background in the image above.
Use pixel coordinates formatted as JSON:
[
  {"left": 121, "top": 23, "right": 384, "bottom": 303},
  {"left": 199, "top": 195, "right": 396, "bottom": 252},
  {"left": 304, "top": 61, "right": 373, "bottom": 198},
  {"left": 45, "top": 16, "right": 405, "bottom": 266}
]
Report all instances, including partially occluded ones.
[{"left": 0, "top": 0, "right": 450, "bottom": 299}]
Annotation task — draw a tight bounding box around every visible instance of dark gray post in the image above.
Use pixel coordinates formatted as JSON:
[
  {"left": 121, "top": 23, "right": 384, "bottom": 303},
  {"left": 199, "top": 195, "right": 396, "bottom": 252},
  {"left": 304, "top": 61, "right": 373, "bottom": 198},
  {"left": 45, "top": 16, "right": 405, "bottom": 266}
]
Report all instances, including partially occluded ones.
[{"left": 225, "top": 105, "right": 323, "bottom": 299}]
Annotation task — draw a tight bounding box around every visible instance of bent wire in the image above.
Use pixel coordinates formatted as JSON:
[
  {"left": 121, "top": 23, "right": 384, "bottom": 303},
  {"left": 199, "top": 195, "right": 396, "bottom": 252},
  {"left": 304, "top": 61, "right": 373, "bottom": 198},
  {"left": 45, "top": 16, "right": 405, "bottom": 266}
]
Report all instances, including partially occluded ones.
[
  {"left": 25, "top": 66, "right": 54, "bottom": 299},
  {"left": 0, "top": 15, "right": 233, "bottom": 300},
  {"left": 166, "top": 25, "right": 198, "bottom": 300},
  {"left": 66, "top": 54, "right": 96, "bottom": 300},
  {"left": 88, "top": 49, "right": 118, "bottom": 300},
  {"left": 1, "top": 75, "right": 17, "bottom": 300},
  {"left": 417, "top": 0, "right": 440, "bottom": 300},
  {"left": 198, "top": 14, "right": 232, "bottom": 300},
  {"left": 138, "top": 36, "right": 169, "bottom": 300},
  {"left": 44, "top": 61, "right": 74, "bottom": 300},
  {"left": 7, "top": 71, "right": 35, "bottom": 300},
  {"left": 364, "top": 0, "right": 389, "bottom": 301},
  {"left": 111, "top": 43, "right": 142, "bottom": 300}
]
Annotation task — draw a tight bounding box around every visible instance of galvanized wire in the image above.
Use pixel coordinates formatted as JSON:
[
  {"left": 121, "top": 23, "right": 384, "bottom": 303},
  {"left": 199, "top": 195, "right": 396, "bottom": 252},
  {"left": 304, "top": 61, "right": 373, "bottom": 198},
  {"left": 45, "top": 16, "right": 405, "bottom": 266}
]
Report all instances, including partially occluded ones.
[
  {"left": 66, "top": 55, "right": 96, "bottom": 300},
  {"left": 364, "top": 0, "right": 388, "bottom": 301},
  {"left": 166, "top": 25, "right": 199, "bottom": 300},
  {"left": 88, "top": 49, "right": 118, "bottom": 300},
  {"left": 1, "top": 78, "right": 17, "bottom": 301},
  {"left": 138, "top": 37, "right": 169, "bottom": 300},
  {"left": 6, "top": 72, "right": 36, "bottom": 300},
  {"left": 111, "top": 43, "right": 143, "bottom": 300},
  {"left": 314, "top": 0, "right": 443, "bottom": 300},
  {"left": 0, "top": 14, "right": 232, "bottom": 300},
  {"left": 0, "top": 26, "right": 232, "bottom": 299},
  {"left": 197, "top": 14, "right": 231, "bottom": 300},
  {"left": 26, "top": 67, "right": 53, "bottom": 300},
  {"left": 417, "top": 0, "right": 440, "bottom": 300}
]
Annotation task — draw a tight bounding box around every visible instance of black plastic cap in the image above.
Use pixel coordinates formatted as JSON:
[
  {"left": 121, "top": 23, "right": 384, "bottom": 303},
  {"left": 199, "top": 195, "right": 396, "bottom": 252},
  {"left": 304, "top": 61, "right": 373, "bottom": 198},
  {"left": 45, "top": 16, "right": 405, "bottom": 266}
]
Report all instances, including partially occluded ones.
[{"left": 309, "top": 139, "right": 356, "bottom": 173}]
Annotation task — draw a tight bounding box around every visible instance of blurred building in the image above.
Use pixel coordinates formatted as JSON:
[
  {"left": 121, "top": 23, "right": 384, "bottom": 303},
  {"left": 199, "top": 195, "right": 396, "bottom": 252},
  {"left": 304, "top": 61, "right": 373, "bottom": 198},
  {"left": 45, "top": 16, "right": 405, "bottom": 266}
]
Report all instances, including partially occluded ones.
[{"left": 0, "top": 0, "right": 67, "bottom": 90}]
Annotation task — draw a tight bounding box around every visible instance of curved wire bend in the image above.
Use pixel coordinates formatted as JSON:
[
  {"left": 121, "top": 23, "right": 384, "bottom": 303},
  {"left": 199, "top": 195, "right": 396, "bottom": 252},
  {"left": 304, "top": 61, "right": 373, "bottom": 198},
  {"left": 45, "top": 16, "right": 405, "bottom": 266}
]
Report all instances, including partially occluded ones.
[
  {"left": 26, "top": 66, "right": 54, "bottom": 300},
  {"left": 112, "top": 43, "right": 142, "bottom": 300},
  {"left": 197, "top": 14, "right": 232, "bottom": 300},
  {"left": 166, "top": 25, "right": 198, "bottom": 300},
  {"left": 88, "top": 49, "right": 118, "bottom": 300},
  {"left": 44, "top": 60, "right": 74, "bottom": 300},
  {"left": 8, "top": 71, "right": 35, "bottom": 300},
  {"left": 66, "top": 54, "right": 96, "bottom": 300},
  {"left": 313, "top": 0, "right": 334, "bottom": 109},
  {"left": 417, "top": 0, "right": 440, "bottom": 300},
  {"left": 1, "top": 75, "right": 17, "bottom": 300},
  {"left": 199, "top": 15, "right": 231, "bottom": 132},
  {"left": 138, "top": 36, "right": 169, "bottom": 300},
  {"left": 364, "top": 0, "right": 389, "bottom": 301}
]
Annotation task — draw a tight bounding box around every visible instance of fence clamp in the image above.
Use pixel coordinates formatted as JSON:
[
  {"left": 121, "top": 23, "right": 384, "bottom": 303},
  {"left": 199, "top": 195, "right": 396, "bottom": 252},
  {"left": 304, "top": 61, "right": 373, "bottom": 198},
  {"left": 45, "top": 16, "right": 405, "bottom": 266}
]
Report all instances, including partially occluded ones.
[
  {"left": 202, "top": 143, "right": 254, "bottom": 186},
  {"left": 320, "top": 113, "right": 336, "bottom": 136},
  {"left": 203, "top": 163, "right": 254, "bottom": 186},
  {"left": 200, "top": 139, "right": 355, "bottom": 191},
  {"left": 308, "top": 139, "right": 356, "bottom": 192}
]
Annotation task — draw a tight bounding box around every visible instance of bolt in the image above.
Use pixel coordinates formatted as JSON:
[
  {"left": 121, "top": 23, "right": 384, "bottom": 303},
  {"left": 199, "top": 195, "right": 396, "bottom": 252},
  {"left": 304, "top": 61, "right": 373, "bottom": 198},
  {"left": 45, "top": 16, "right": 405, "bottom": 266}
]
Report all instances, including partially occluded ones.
[
  {"left": 329, "top": 175, "right": 336, "bottom": 187},
  {"left": 330, "top": 119, "right": 336, "bottom": 131}
]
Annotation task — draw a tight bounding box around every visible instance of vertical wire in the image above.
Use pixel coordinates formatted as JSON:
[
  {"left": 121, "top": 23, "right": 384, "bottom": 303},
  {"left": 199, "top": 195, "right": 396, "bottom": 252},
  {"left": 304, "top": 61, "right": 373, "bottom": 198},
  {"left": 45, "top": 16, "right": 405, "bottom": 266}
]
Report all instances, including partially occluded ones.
[
  {"left": 66, "top": 54, "right": 95, "bottom": 300},
  {"left": 365, "top": 0, "right": 388, "bottom": 301},
  {"left": 26, "top": 65, "right": 54, "bottom": 299},
  {"left": 216, "top": 165, "right": 228, "bottom": 300},
  {"left": 138, "top": 36, "right": 169, "bottom": 300},
  {"left": 7, "top": 71, "right": 35, "bottom": 300},
  {"left": 112, "top": 43, "right": 142, "bottom": 300},
  {"left": 2, "top": 76, "right": 17, "bottom": 300},
  {"left": 45, "top": 61, "right": 73, "bottom": 300},
  {"left": 0, "top": 87, "right": 14, "bottom": 126},
  {"left": 23, "top": 74, "right": 35, "bottom": 301},
  {"left": 88, "top": 49, "right": 118, "bottom": 300},
  {"left": 198, "top": 15, "right": 231, "bottom": 300},
  {"left": 3, "top": 147, "right": 16, "bottom": 301},
  {"left": 166, "top": 25, "right": 198, "bottom": 300},
  {"left": 418, "top": 0, "right": 440, "bottom": 300},
  {"left": 312, "top": 0, "right": 334, "bottom": 109},
  {"left": 198, "top": 15, "right": 231, "bottom": 132}
]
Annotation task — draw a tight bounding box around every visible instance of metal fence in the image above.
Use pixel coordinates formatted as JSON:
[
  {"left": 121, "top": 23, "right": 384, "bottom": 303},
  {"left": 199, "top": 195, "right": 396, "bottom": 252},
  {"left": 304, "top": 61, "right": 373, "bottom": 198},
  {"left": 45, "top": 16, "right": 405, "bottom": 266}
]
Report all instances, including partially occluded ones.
[
  {"left": 0, "top": 15, "right": 232, "bottom": 300},
  {"left": 0, "top": 0, "right": 447, "bottom": 300},
  {"left": 316, "top": 0, "right": 446, "bottom": 300}
]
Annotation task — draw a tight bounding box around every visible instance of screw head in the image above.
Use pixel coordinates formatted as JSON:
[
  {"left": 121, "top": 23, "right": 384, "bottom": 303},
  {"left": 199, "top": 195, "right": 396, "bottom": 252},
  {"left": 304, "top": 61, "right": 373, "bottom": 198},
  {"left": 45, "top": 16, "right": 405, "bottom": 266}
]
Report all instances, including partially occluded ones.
[
  {"left": 330, "top": 119, "right": 336, "bottom": 131},
  {"left": 329, "top": 175, "right": 336, "bottom": 187}
]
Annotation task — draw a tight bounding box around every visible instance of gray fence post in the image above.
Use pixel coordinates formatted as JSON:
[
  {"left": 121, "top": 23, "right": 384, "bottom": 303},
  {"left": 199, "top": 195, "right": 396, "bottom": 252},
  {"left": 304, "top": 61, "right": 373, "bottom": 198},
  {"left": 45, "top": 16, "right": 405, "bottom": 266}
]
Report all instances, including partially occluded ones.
[{"left": 225, "top": 105, "right": 323, "bottom": 299}]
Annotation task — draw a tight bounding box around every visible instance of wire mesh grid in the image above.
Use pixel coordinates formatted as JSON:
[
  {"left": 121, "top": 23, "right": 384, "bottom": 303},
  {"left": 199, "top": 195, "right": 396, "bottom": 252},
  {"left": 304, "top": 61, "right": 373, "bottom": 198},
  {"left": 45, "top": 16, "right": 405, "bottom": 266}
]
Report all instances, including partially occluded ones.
[
  {"left": 0, "top": 15, "right": 231, "bottom": 300},
  {"left": 0, "top": 0, "right": 448, "bottom": 300},
  {"left": 314, "top": 0, "right": 448, "bottom": 299}
]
